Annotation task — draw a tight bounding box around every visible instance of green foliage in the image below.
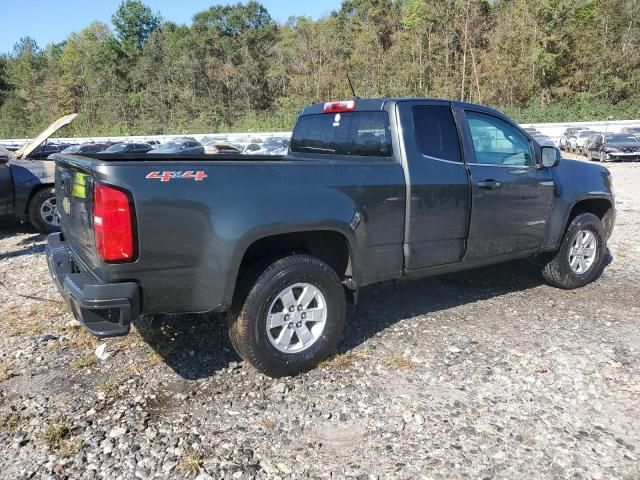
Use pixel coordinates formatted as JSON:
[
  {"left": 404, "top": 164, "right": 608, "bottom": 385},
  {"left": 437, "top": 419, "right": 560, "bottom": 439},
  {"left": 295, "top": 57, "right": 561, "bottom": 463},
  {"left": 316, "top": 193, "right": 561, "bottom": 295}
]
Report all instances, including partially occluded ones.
[
  {"left": 112, "top": 0, "right": 162, "bottom": 57},
  {"left": 0, "top": 0, "right": 639, "bottom": 138}
]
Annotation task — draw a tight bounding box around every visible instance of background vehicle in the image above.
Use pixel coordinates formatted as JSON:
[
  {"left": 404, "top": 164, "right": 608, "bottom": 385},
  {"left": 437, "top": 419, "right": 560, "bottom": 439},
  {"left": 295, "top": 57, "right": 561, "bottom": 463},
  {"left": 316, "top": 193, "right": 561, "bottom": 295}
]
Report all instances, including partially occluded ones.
[
  {"left": 148, "top": 138, "right": 204, "bottom": 154},
  {"left": 103, "top": 143, "right": 153, "bottom": 154},
  {"left": 262, "top": 137, "right": 290, "bottom": 155},
  {"left": 568, "top": 130, "right": 601, "bottom": 154},
  {"left": 0, "top": 114, "right": 77, "bottom": 232},
  {"left": 47, "top": 99, "right": 614, "bottom": 378},
  {"left": 620, "top": 126, "right": 640, "bottom": 136},
  {"left": 581, "top": 133, "right": 601, "bottom": 157},
  {"left": 559, "top": 127, "right": 587, "bottom": 151},
  {"left": 61, "top": 143, "right": 110, "bottom": 155},
  {"left": 203, "top": 141, "right": 241, "bottom": 154},
  {"left": 232, "top": 142, "right": 265, "bottom": 154},
  {"left": 586, "top": 134, "right": 640, "bottom": 162}
]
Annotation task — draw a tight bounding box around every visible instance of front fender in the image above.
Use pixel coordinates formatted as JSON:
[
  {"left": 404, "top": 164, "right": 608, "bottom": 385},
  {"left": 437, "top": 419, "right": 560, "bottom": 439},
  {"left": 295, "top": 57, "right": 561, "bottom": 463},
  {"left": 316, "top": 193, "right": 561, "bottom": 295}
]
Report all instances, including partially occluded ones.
[{"left": 543, "top": 159, "right": 614, "bottom": 250}]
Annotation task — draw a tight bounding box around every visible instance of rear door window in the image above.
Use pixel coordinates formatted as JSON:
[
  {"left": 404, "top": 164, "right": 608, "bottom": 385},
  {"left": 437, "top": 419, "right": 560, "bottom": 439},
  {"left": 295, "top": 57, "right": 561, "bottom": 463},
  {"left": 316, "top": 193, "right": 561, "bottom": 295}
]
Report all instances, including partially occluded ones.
[
  {"left": 291, "top": 111, "right": 392, "bottom": 157},
  {"left": 412, "top": 105, "right": 461, "bottom": 162}
]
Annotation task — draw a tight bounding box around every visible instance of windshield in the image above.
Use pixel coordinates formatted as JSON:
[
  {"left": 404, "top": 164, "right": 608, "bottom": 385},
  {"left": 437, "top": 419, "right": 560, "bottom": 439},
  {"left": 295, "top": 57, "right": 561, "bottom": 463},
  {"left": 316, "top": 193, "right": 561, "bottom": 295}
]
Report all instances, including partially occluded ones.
[
  {"left": 62, "top": 145, "right": 79, "bottom": 153},
  {"left": 158, "top": 142, "right": 181, "bottom": 150},
  {"left": 105, "top": 144, "right": 128, "bottom": 153},
  {"left": 606, "top": 135, "right": 639, "bottom": 143}
]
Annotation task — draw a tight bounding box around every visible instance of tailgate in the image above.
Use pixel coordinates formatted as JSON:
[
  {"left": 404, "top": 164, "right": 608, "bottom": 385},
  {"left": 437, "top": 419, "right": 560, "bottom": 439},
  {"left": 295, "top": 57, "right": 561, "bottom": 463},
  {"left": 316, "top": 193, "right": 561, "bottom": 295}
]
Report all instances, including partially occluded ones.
[{"left": 54, "top": 155, "right": 100, "bottom": 267}]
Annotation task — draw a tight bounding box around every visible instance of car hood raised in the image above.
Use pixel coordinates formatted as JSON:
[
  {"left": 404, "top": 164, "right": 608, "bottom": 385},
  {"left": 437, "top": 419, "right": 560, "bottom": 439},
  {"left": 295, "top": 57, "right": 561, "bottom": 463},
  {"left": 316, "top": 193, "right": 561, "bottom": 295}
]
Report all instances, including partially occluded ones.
[{"left": 12, "top": 113, "right": 78, "bottom": 159}]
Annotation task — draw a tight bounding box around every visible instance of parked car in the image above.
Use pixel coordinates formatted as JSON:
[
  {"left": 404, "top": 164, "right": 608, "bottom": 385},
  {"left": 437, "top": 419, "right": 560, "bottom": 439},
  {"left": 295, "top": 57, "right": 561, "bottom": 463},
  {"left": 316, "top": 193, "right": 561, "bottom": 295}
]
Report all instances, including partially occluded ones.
[
  {"left": 568, "top": 130, "right": 602, "bottom": 154},
  {"left": 559, "top": 127, "right": 588, "bottom": 151},
  {"left": 0, "top": 113, "right": 77, "bottom": 232},
  {"left": 585, "top": 133, "right": 640, "bottom": 162},
  {"left": 61, "top": 143, "right": 109, "bottom": 155},
  {"left": 28, "top": 142, "right": 66, "bottom": 159},
  {"left": 233, "top": 142, "right": 265, "bottom": 154},
  {"left": 148, "top": 138, "right": 204, "bottom": 155},
  {"left": 203, "top": 141, "right": 241, "bottom": 154},
  {"left": 262, "top": 137, "right": 290, "bottom": 154},
  {"left": 46, "top": 99, "right": 615, "bottom": 378},
  {"left": 103, "top": 143, "right": 153, "bottom": 154},
  {"left": 146, "top": 140, "right": 161, "bottom": 149},
  {"left": 620, "top": 126, "right": 640, "bottom": 135},
  {"left": 581, "top": 133, "right": 601, "bottom": 157}
]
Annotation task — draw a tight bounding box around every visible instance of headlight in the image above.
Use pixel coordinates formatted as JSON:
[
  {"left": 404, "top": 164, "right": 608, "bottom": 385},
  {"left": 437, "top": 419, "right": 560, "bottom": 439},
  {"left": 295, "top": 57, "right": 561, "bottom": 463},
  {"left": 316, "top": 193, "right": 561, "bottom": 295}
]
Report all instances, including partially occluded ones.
[{"left": 604, "top": 146, "right": 619, "bottom": 152}]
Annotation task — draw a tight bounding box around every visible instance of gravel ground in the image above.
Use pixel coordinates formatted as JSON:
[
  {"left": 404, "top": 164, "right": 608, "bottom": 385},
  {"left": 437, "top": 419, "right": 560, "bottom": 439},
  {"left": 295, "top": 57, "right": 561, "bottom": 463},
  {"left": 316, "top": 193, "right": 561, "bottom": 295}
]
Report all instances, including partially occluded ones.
[{"left": 1, "top": 159, "right": 639, "bottom": 480}]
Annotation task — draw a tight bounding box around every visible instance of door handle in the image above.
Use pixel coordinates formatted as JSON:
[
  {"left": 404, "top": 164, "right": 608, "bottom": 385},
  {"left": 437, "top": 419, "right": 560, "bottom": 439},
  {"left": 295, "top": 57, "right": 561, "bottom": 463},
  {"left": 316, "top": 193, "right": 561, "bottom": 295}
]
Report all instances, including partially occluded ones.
[{"left": 477, "top": 180, "right": 501, "bottom": 190}]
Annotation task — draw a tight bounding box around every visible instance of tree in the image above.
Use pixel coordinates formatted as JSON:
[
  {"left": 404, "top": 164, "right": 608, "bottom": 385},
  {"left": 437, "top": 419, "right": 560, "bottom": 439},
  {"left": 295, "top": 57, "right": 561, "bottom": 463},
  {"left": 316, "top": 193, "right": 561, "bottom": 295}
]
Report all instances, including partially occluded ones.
[{"left": 112, "top": 0, "right": 162, "bottom": 57}]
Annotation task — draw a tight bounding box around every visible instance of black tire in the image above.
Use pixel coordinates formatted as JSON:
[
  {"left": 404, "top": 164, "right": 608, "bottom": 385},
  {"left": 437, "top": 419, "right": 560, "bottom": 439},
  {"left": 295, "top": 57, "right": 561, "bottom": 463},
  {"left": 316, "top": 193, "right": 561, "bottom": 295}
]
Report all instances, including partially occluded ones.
[
  {"left": 541, "top": 213, "right": 606, "bottom": 289},
  {"left": 228, "top": 254, "right": 346, "bottom": 377},
  {"left": 28, "top": 187, "right": 60, "bottom": 234}
]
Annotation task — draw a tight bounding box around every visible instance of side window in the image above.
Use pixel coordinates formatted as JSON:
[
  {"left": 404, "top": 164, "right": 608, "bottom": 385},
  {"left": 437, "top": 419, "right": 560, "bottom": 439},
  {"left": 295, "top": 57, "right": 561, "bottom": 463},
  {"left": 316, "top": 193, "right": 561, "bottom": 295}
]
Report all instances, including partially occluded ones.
[
  {"left": 412, "top": 105, "right": 461, "bottom": 162},
  {"left": 466, "top": 111, "right": 534, "bottom": 166}
]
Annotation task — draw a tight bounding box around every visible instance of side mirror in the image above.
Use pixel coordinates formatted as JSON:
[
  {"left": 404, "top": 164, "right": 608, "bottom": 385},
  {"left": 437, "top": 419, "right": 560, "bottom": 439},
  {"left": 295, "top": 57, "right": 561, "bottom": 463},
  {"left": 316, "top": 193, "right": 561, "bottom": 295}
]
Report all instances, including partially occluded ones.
[{"left": 541, "top": 146, "right": 560, "bottom": 168}]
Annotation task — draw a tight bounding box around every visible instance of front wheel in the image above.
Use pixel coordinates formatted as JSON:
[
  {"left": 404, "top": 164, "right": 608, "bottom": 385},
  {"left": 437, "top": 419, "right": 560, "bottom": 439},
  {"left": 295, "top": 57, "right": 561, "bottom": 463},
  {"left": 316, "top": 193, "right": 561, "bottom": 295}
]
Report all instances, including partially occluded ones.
[
  {"left": 228, "top": 254, "right": 346, "bottom": 377},
  {"left": 541, "top": 213, "right": 606, "bottom": 289},
  {"left": 28, "top": 187, "right": 60, "bottom": 234}
]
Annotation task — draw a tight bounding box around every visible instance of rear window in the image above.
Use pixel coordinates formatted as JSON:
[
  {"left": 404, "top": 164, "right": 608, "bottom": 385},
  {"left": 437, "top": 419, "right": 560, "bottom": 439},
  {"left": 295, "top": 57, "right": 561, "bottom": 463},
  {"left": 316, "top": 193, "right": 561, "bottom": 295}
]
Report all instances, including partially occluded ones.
[{"left": 291, "top": 111, "right": 392, "bottom": 157}]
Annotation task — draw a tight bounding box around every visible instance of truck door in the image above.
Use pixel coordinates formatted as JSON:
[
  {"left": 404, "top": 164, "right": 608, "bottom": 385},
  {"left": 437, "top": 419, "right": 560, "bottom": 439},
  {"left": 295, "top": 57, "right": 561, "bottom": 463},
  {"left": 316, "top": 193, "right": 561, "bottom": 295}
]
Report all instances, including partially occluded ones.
[
  {"left": 397, "top": 101, "right": 471, "bottom": 270},
  {"left": 457, "top": 107, "right": 554, "bottom": 259},
  {"left": 0, "top": 159, "right": 14, "bottom": 216}
]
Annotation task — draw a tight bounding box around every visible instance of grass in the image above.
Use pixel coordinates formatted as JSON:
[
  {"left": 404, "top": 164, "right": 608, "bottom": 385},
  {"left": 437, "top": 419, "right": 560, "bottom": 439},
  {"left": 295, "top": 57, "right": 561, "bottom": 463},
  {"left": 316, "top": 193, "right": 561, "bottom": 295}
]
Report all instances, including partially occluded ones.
[
  {"left": 384, "top": 355, "right": 416, "bottom": 370},
  {"left": 1, "top": 411, "right": 21, "bottom": 432},
  {"left": 0, "top": 360, "right": 14, "bottom": 382},
  {"left": 42, "top": 422, "right": 71, "bottom": 448},
  {"left": 178, "top": 449, "right": 204, "bottom": 477},
  {"left": 73, "top": 356, "right": 97, "bottom": 369},
  {"left": 42, "top": 421, "right": 84, "bottom": 456},
  {"left": 100, "top": 376, "right": 121, "bottom": 392}
]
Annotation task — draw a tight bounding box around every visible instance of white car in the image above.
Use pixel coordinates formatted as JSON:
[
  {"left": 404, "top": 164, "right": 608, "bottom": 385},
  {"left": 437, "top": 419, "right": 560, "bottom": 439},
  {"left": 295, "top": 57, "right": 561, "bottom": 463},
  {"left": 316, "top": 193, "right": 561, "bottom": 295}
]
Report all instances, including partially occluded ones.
[{"left": 568, "top": 130, "right": 601, "bottom": 154}]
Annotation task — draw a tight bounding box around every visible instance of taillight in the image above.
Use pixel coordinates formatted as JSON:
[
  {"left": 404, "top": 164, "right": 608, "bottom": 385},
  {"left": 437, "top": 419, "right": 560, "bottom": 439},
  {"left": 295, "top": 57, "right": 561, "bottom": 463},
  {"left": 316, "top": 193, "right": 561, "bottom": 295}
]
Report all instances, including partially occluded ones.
[
  {"left": 323, "top": 100, "right": 356, "bottom": 113},
  {"left": 93, "top": 183, "right": 135, "bottom": 262}
]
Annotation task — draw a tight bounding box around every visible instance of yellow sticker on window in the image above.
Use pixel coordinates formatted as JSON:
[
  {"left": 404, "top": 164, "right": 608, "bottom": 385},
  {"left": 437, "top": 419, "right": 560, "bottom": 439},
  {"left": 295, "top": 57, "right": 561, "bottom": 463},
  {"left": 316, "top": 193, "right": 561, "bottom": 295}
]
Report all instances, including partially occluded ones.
[{"left": 72, "top": 172, "right": 88, "bottom": 198}]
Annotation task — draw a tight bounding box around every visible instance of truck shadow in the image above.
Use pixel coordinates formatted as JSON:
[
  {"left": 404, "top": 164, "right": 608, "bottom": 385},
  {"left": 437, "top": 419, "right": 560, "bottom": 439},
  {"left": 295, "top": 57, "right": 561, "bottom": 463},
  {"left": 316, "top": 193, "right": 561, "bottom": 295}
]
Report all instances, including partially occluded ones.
[{"left": 133, "top": 255, "right": 614, "bottom": 381}]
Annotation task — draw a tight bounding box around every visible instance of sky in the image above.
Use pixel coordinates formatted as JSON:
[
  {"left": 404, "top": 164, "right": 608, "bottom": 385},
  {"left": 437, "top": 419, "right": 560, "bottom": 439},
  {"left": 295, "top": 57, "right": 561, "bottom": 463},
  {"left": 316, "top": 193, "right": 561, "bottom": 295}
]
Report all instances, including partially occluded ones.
[{"left": 0, "top": 0, "right": 343, "bottom": 54}]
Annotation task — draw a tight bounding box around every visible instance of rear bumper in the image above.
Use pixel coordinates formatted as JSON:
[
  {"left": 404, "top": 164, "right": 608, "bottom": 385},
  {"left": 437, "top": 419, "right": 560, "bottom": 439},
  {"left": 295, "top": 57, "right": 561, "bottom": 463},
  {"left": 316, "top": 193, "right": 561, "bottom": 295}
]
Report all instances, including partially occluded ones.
[{"left": 46, "top": 232, "right": 139, "bottom": 337}]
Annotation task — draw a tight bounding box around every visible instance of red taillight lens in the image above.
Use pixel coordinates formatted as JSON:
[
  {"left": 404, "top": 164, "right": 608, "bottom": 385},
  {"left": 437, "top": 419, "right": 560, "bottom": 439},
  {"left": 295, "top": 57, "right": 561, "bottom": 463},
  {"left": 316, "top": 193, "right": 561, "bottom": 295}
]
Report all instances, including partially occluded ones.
[
  {"left": 323, "top": 100, "right": 356, "bottom": 113},
  {"left": 93, "top": 183, "right": 135, "bottom": 262}
]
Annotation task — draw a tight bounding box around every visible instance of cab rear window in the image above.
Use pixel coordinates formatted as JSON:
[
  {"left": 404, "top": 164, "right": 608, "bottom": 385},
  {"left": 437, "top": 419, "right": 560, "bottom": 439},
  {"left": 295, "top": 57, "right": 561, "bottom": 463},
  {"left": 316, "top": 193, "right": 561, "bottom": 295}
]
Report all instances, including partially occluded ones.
[{"left": 290, "top": 111, "right": 392, "bottom": 157}]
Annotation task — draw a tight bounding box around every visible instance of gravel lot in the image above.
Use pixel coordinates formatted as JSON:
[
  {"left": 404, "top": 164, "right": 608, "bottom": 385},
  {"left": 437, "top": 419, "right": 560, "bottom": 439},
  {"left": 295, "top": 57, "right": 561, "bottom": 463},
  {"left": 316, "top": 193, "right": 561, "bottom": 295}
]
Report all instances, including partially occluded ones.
[{"left": 1, "top": 158, "right": 639, "bottom": 480}]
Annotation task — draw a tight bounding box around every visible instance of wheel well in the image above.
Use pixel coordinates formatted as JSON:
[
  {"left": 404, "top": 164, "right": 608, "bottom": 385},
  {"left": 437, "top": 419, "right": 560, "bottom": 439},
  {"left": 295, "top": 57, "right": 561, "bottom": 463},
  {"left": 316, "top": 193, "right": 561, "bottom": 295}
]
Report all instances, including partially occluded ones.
[
  {"left": 238, "top": 231, "right": 352, "bottom": 281},
  {"left": 568, "top": 198, "right": 614, "bottom": 237},
  {"left": 24, "top": 183, "right": 54, "bottom": 214}
]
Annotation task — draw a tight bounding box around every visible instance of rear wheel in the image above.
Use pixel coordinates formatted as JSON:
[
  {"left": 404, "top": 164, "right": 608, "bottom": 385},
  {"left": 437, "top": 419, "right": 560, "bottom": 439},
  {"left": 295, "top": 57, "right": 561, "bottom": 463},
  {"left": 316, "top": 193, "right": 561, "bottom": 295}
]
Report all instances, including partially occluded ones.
[
  {"left": 541, "top": 213, "right": 606, "bottom": 289},
  {"left": 228, "top": 254, "right": 346, "bottom": 377},
  {"left": 28, "top": 187, "right": 60, "bottom": 234}
]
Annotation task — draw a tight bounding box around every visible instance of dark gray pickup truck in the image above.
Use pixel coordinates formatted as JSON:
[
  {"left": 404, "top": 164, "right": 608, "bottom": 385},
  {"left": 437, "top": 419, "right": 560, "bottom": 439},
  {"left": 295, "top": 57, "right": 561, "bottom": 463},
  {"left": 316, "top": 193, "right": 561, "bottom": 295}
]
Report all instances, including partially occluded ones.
[{"left": 46, "top": 99, "right": 615, "bottom": 377}]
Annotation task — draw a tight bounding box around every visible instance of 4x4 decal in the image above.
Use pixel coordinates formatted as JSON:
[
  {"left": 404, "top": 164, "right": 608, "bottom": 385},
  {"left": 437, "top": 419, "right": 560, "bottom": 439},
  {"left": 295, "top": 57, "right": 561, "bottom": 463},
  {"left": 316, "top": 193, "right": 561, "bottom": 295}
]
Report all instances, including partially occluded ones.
[{"left": 145, "top": 171, "right": 207, "bottom": 182}]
